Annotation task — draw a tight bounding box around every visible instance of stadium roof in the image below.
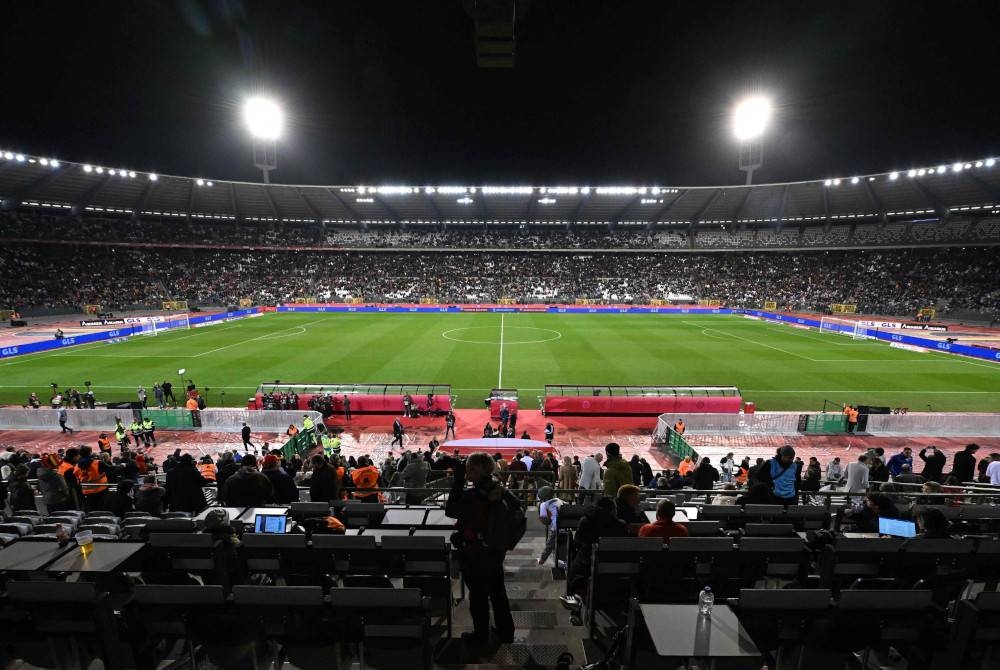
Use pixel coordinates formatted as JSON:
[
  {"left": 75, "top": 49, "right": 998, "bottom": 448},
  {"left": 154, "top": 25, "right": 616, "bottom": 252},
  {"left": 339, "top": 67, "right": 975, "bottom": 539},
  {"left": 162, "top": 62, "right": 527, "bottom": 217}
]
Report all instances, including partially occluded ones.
[{"left": 1, "top": 150, "right": 998, "bottom": 227}]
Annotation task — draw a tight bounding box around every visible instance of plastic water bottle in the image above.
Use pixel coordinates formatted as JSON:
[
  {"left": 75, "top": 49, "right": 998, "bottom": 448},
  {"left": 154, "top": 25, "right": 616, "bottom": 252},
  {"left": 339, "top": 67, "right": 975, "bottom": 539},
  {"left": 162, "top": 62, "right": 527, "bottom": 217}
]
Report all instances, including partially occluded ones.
[{"left": 698, "top": 586, "right": 714, "bottom": 616}]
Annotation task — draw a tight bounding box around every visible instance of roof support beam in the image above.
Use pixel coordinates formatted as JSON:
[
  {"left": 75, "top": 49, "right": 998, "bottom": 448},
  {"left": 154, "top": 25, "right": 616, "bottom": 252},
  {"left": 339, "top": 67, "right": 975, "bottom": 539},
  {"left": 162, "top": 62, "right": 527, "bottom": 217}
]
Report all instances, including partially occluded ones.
[
  {"left": 775, "top": 184, "right": 790, "bottom": 231},
  {"left": 733, "top": 188, "right": 753, "bottom": 229},
  {"left": 372, "top": 195, "right": 402, "bottom": 225},
  {"left": 421, "top": 190, "right": 445, "bottom": 227},
  {"left": 294, "top": 187, "right": 321, "bottom": 222},
  {"left": 568, "top": 194, "right": 590, "bottom": 225},
  {"left": 229, "top": 183, "right": 242, "bottom": 221},
  {"left": 4, "top": 168, "right": 68, "bottom": 208},
  {"left": 132, "top": 179, "right": 157, "bottom": 220},
  {"left": 327, "top": 188, "right": 363, "bottom": 223},
  {"left": 962, "top": 171, "right": 1000, "bottom": 203},
  {"left": 71, "top": 175, "right": 112, "bottom": 216},
  {"left": 647, "top": 189, "right": 690, "bottom": 228},
  {"left": 610, "top": 194, "right": 643, "bottom": 227},
  {"left": 821, "top": 184, "right": 831, "bottom": 230},
  {"left": 261, "top": 185, "right": 281, "bottom": 220},
  {"left": 911, "top": 178, "right": 948, "bottom": 221},
  {"left": 861, "top": 180, "right": 888, "bottom": 224},
  {"left": 691, "top": 189, "right": 724, "bottom": 224},
  {"left": 186, "top": 179, "right": 197, "bottom": 220}
]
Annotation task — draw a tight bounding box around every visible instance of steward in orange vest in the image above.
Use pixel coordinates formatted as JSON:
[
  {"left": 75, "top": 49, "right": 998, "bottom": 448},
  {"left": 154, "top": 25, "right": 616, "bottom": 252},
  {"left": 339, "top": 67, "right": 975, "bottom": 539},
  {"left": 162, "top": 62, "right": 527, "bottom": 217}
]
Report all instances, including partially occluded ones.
[
  {"left": 198, "top": 457, "right": 218, "bottom": 483},
  {"left": 673, "top": 419, "right": 686, "bottom": 435},
  {"left": 349, "top": 458, "right": 382, "bottom": 502},
  {"left": 73, "top": 446, "right": 109, "bottom": 511},
  {"left": 97, "top": 433, "right": 112, "bottom": 454},
  {"left": 57, "top": 448, "right": 83, "bottom": 509}
]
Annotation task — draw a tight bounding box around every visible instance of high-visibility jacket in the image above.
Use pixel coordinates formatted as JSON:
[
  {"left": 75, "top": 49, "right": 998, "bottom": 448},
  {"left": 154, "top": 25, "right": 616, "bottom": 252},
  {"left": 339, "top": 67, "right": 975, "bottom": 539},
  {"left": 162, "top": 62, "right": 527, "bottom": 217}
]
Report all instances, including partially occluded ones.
[
  {"left": 322, "top": 435, "right": 340, "bottom": 457},
  {"left": 287, "top": 425, "right": 299, "bottom": 437},
  {"left": 74, "top": 459, "right": 108, "bottom": 495},
  {"left": 185, "top": 398, "right": 198, "bottom": 410},
  {"left": 847, "top": 408, "right": 859, "bottom": 423},
  {"left": 115, "top": 424, "right": 127, "bottom": 442},
  {"left": 678, "top": 458, "right": 694, "bottom": 476},
  {"left": 142, "top": 418, "right": 155, "bottom": 432},
  {"left": 198, "top": 463, "right": 217, "bottom": 482},
  {"left": 351, "top": 465, "right": 380, "bottom": 500},
  {"left": 57, "top": 460, "right": 75, "bottom": 477},
  {"left": 674, "top": 421, "right": 685, "bottom": 434},
  {"left": 130, "top": 421, "right": 142, "bottom": 435},
  {"left": 97, "top": 437, "right": 111, "bottom": 453},
  {"left": 303, "top": 417, "right": 315, "bottom": 432}
]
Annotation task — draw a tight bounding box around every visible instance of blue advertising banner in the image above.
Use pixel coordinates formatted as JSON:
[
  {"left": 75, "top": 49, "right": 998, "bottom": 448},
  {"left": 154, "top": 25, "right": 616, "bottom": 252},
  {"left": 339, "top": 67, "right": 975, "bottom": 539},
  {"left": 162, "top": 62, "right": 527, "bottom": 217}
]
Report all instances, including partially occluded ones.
[
  {"left": 746, "top": 310, "right": 1000, "bottom": 363},
  {"left": 277, "top": 305, "right": 737, "bottom": 315},
  {"left": 0, "top": 308, "right": 262, "bottom": 360}
]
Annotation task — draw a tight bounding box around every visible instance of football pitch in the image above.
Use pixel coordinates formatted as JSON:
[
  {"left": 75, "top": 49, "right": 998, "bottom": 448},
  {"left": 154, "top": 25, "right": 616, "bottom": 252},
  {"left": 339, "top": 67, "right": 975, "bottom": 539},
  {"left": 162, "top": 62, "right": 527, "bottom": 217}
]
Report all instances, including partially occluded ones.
[{"left": 1, "top": 313, "right": 998, "bottom": 412}]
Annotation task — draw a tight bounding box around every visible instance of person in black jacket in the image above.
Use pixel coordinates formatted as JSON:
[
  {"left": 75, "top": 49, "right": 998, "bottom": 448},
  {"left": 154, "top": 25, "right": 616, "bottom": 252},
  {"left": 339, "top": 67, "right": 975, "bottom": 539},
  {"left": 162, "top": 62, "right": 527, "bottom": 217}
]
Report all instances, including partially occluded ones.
[
  {"left": 950, "top": 443, "right": 979, "bottom": 483},
  {"left": 261, "top": 454, "right": 300, "bottom": 503},
  {"left": 215, "top": 452, "right": 239, "bottom": 492},
  {"left": 221, "top": 455, "right": 273, "bottom": 506},
  {"left": 446, "top": 453, "right": 516, "bottom": 645},
  {"left": 561, "top": 496, "right": 627, "bottom": 610},
  {"left": 307, "top": 454, "right": 341, "bottom": 503},
  {"left": 164, "top": 454, "right": 208, "bottom": 513},
  {"left": 693, "top": 458, "right": 720, "bottom": 492},
  {"left": 918, "top": 446, "right": 946, "bottom": 482}
]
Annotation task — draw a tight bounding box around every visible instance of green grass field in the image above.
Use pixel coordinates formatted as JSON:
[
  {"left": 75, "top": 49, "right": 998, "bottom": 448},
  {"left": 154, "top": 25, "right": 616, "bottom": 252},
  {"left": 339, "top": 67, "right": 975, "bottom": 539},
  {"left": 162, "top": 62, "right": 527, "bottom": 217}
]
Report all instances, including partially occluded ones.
[{"left": 1, "top": 313, "right": 998, "bottom": 411}]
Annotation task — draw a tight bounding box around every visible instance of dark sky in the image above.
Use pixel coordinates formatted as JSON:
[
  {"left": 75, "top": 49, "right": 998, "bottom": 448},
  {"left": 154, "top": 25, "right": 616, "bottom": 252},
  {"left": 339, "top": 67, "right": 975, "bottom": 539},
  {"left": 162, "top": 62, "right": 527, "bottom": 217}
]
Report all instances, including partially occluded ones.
[{"left": 4, "top": 0, "right": 999, "bottom": 186}]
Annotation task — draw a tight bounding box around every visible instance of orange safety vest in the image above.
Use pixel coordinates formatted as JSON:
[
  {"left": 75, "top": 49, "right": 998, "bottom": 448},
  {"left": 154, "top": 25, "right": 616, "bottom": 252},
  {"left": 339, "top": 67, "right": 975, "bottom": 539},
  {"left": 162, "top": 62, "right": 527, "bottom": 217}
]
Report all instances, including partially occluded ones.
[
  {"left": 735, "top": 467, "right": 748, "bottom": 485},
  {"left": 185, "top": 397, "right": 199, "bottom": 410},
  {"left": 74, "top": 460, "right": 108, "bottom": 495},
  {"left": 198, "top": 463, "right": 217, "bottom": 482},
  {"left": 848, "top": 408, "right": 859, "bottom": 423},
  {"left": 351, "top": 465, "right": 381, "bottom": 500},
  {"left": 97, "top": 437, "right": 111, "bottom": 453},
  {"left": 678, "top": 458, "right": 694, "bottom": 476},
  {"left": 57, "top": 460, "right": 74, "bottom": 476},
  {"left": 287, "top": 425, "right": 299, "bottom": 436},
  {"left": 674, "top": 421, "right": 685, "bottom": 434}
]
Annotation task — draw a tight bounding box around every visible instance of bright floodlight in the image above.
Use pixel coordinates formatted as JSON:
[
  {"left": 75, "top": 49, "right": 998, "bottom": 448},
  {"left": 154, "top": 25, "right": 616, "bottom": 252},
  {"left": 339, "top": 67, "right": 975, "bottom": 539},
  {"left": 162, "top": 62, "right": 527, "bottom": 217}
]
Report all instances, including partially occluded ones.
[
  {"left": 732, "top": 96, "right": 772, "bottom": 141},
  {"left": 244, "top": 97, "right": 284, "bottom": 140}
]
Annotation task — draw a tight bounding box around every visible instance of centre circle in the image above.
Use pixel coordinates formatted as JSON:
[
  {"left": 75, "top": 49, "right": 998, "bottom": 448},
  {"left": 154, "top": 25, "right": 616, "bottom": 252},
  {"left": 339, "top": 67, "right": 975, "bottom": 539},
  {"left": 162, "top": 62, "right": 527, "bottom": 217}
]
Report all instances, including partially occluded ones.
[{"left": 441, "top": 326, "right": 562, "bottom": 345}]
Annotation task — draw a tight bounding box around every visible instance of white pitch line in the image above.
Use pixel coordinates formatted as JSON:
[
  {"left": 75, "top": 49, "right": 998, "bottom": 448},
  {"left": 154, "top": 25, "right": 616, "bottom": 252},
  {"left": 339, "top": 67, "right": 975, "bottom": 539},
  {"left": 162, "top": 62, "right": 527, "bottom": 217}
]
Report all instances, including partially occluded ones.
[
  {"left": 742, "top": 389, "right": 1000, "bottom": 394},
  {"left": 191, "top": 318, "right": 328, "bottom": 358},
  {"left": 498, "top": 313, "right": 505, "bottom": 387},
  {"left": 686, "top": 323, "right": 816, "bottom": 361}
]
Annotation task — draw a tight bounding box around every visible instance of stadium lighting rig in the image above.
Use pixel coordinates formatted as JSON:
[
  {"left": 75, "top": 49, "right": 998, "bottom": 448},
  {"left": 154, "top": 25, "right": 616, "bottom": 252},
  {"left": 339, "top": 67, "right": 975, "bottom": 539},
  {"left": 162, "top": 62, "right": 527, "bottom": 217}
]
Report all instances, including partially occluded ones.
[
  {"left": 733, "top": 95, "right": 772, "bottom": 186},
  {"left": 243, "top": 96, "right": 284, "bottom": 184}
]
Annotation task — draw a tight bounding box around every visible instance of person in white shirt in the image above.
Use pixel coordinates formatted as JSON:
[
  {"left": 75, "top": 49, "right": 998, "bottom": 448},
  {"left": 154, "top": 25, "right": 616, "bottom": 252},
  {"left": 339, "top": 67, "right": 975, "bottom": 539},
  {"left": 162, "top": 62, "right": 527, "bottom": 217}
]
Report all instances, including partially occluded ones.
[
  {"left": 844, "top": 454, "right": 870, "bottom": 494},
  {"left": 536, "top": 486, "right": 563, "bottom": 566},
  {"left": 578, "top": 453, "right": 603, "bottom": 491},
  {"left": 827, "top": 457, "right": 844, "bottom": 482},
  {"left": 986, "top": 453, "right": 1000, "bottom": 486},
  {"left": 720, "top": 452, "right": 735, "bottom": 483},
  {"left": 521, "top": 453, "right": 534, "bottom": 470}
]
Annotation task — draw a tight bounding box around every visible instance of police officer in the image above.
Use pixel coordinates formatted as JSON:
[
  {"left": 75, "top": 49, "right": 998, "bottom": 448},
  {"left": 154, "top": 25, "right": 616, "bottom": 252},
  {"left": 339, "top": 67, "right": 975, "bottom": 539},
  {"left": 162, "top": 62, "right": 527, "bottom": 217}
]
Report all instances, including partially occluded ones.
[
  {"left": 114, "top": 419, "right": 130, "bottom": 451},
  {"left": 302, "top": 414, "right": 316, "bottom": 446},
  {"left": 130, "top": 418, "right": 144, "bottom": 447},
  {"left": 142, "top": 415, "right": 157, "bottom": 447},
  {"left": 544, "top": 422, "right": 555, "bottom": 444}
]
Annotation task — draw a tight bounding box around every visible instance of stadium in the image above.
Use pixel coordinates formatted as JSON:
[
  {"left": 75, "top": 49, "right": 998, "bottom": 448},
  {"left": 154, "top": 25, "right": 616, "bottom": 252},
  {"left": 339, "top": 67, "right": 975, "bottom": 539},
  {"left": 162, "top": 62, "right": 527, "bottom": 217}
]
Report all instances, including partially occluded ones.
[{"left": 1, "top": 2, "right": 1000, "bottom": 669}]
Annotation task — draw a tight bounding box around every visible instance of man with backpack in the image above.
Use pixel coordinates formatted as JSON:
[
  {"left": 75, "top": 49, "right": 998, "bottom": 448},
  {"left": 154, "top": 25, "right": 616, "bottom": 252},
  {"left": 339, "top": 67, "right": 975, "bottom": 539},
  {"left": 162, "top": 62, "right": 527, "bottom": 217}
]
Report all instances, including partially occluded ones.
[{"left": 446, "top": 452, "right": 522, "bottom": 646}]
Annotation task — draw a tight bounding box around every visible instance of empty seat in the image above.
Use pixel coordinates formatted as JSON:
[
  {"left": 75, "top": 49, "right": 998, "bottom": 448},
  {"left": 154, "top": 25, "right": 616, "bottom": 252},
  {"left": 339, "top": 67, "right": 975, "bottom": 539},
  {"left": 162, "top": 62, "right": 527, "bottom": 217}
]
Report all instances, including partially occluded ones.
[
  {"left": 739, "top": 537, "right": 808, "bottom": 583},
  {"left": 327, "top": 587, "right": 431, "bottom": 670},
  {"left": 744, "top": 523, "right": 797, "bottom": 537},
  {"left": 735, "top": 589, "right": 834, "bottom": 670},
  {"left": 685, "top": 520, "right": 722, "bottom": 536}
]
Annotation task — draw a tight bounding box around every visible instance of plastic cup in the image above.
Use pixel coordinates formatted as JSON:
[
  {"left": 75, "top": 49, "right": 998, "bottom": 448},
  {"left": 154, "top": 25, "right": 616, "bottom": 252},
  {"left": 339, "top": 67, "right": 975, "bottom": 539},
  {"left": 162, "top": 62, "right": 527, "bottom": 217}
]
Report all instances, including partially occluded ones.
[{"left": 76, "top": 530, "right": 94, "bottom": 556}]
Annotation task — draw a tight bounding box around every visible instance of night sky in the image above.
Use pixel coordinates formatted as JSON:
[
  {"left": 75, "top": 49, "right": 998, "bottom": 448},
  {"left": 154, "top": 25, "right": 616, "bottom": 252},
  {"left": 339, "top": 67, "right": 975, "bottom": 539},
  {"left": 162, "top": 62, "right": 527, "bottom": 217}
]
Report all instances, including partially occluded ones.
[{"left": 4, "top": 1, "right": 999, "bottom": 186}]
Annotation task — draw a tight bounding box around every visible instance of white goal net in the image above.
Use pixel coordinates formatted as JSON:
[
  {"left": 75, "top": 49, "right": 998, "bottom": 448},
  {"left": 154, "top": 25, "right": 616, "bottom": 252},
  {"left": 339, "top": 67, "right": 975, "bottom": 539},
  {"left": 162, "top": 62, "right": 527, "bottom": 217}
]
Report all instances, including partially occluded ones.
[
  {"left": 819, "top": 316, "right": 871, "bottom": 340},
  {"left": 136, "top": 314, "right": 190, "bottom": 336}
]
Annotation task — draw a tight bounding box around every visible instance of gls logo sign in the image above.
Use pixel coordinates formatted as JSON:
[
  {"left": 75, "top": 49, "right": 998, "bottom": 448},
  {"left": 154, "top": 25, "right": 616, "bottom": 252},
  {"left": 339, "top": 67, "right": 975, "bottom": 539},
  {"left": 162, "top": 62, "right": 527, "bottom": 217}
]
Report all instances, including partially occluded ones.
[
  {"left": 62, "top": 337, "right": 76, "bottom": 345},
  {"left": 1, "top": 347, "right": 18, "bottom": 356}
]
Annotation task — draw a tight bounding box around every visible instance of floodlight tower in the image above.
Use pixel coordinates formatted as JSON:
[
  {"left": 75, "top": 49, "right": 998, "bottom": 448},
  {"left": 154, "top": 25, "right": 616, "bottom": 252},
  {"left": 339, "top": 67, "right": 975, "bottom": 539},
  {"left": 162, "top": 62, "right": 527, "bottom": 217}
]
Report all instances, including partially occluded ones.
[
  {"left": 243, "top": 97, "right": 284, "bottom": 184},
  {"left": 733, "top": 96, "right": 771, "bottom": 185}
]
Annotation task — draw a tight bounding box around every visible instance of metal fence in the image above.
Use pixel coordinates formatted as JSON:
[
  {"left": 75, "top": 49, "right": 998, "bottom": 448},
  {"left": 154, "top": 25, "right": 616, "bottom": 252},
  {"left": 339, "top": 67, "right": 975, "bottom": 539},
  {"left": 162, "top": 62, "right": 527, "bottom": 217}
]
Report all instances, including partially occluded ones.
[{"left": 0, "top": 408, "right": 322, "bottom": 432}]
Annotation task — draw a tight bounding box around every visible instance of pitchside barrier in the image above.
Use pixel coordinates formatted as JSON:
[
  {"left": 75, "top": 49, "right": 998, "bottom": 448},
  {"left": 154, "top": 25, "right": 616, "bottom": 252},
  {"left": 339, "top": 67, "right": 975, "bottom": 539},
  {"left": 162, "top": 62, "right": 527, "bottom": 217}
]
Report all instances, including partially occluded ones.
[
  {"left": 543, "top": 385, "right": 742, "bottom": 416},
  {"left": 653, "top": 412, "right": 1000, "bottom": 438},
  {"left": 0, "top": 408, "right": 320, "bottom": 433},
  {"left": 277, "top": 304, "right": 735, "bottom": 315},
  {"left": 0, "top": 307, "right": 263, "bottom": 359},
  {"left": 250, "top": 382, "right": 453, "bottom": 415}
]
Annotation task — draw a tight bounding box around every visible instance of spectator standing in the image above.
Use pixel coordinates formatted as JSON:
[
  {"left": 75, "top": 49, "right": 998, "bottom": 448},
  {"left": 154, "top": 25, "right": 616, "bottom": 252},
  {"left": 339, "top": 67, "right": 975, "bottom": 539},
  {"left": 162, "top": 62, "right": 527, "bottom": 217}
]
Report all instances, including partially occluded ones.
[
  {"left": 558, "top": 456, "right": 577, "bottom": 501},
  {"left": 134, "top": 475, "right": 166, "bottom": 515},
  {"left": 693, "top": 457, "right": 720, "bottom": 492},
  {"left": 602, "top": 443, "right": 632, "bottom": 498},
  {"left": 578, "top": 452, "right": 603, "bottom": 493},
  {"left": 401, "top": 452, "right": 429, "bottom": 505},
  {"left": 887, "top": 448, "right": 913, "bottom": 478},
  {"left": 870, "top": 458, "right": 890, "bottom": 483},
  {"left": 163, "top": 454, "right": 207, "bottom": 513},
  {"left": 951, "top": 444, "right": 979, "bottom": 483},
  {"left": 162, "top": 380, "right": 175, "bottom": 406},
  {"left": 845, "top": 454, "right": 870, "bottom": 494},
  {"left": 153, "top": 383, "right": 165, "bottom": 409},
  {"left": 221, "top": 455, "right": 273, "bottom": 506},
  {"left": 986, "top": 453, "right": 1000, "bottom": 486},
  {"left": 215, "top": 452, "right": 238, "bottom": 491},
  {"left": 261, "top": 454, "right": 300, "bottom": 504},
  {"left": 752, "top": 446, "right": 800, "bottom": 505},
  {"left": 629, "top": 455, "right": 642, "bottom": 486},
  {"left": 37, "top": 454, "right": 72, "bottom": 512},
  {"left": 240, "top": 423, "right": 254, "bottom": 452},
  {"left": 826, "top": 457, "right": 844, "bottom": 482},
  {"left": 8, "top": 465, "right": 36, "bottom": 511},
  {"left": 73, "top": 446, "right": 109, "bottom": 511},
  {"left": 137, "top": 386, "right": 148, "bottom": 409},
  {"left": 918, "top": 446, "right": 946, "bottom": 482},
  {"left": 536, "top": 486, "right": 563, "bottom": 566},
  {"left": 445, "top": 453, "right": 517, "bottom": 645},
  {"left": 308, "top": 455, "right": 342, "bottom": 503},
  {"left": 444, "top": 410, "right": 455, "bottom": 439}
]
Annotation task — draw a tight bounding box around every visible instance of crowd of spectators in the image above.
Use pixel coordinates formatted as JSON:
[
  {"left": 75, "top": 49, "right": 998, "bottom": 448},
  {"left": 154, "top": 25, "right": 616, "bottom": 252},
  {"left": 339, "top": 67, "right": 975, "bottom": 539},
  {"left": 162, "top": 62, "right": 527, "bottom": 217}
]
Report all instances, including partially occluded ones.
[{"left": 2, "top": 241, "right": 998, "bottom": 317}]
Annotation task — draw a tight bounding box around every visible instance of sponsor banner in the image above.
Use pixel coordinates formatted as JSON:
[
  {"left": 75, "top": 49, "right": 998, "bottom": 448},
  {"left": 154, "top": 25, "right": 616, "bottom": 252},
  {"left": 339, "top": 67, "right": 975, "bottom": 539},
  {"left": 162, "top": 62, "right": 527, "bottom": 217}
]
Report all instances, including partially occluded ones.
[
  {"left": 80, "top": 318, "right": 126, "bottom": 326},
  {"left": 743, "top": 315, "right": 761, "bottom": 321},
  {"left": 901, "top": 322, "right": 948, "bottom": 332},
  {"left": 891, "top": 342, "right": 929, "bottom": 353},
  {"left": 0, "top": 308, "right": 261, "bottom": 360},
  {"left": 278, "top": 304, "right": 737, "bottom": 315},
  {"left": 857, "top": 321, "right": 902, "bottom": 329},
  {"left": 748, "top": 310, "right": 1000, "bottom": 363}
]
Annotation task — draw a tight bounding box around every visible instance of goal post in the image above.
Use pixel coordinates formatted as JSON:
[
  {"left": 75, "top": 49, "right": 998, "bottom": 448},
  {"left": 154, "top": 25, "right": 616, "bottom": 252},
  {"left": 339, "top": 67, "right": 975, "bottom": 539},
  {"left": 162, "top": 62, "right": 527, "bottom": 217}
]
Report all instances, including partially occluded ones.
[
  {"left": 136, "top": 314, "right": 190, "bottom": 337},
  {"left": 819, "top": 316, "right": 871, "bottom": 340}
]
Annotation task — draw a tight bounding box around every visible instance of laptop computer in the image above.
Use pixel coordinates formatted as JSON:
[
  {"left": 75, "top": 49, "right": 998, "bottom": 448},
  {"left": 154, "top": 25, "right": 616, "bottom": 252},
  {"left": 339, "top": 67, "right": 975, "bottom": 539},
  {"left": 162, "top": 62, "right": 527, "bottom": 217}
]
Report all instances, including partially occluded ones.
[
  {"left": 254, "top": 513, "right": 288, "bottom": 534},
  {"left": 878, "top": 517, "right": 916, "bottom": 538}
]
